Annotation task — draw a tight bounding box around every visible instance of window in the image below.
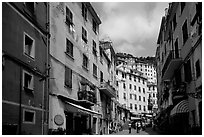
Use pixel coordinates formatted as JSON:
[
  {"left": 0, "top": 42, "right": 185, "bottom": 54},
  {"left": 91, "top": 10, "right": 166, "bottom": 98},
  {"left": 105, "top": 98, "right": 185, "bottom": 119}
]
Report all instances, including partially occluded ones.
[
  {"left": 116, "top": 81, "right": 119, "bottom": 86},
  {"left": 129, "top": 75, "right": 132, "bottom": 80},
  {"left": 24, "top": 33, "right": 35, "bottom": 59},
  {"left": 143, "top": 88, "right": 145, "bottom": 93},
  {"left": 92, "top": 40, "right": 97, "bottom": 57},
  {"left": 123, "top": 83, "right": 126, "bottom": 89},
  {"left": 180, "top": 2, "right": 185, "bottom": 14},
  {"left": 139, "top": 87, "right": 141, "bottom": 92},
  {"left": 116, "top": 70, "right": 118, "bottom": 75},
  {"left": 134, "top": 95, "right": 137, "bottom": 100},
  {"left": 99, "top": 46, "right": 103, "bottom": 63},
  {"left": 130, "top": 94, "right": 132, "bottom": 99},
  {"left": 196, "top": 60, "right": 201, "bottom": 78},
  {"left": 130, "top": 103, "right": 133, "bottom": 109},
  {"left": 143, "top": 97, "right": 145, "bottom": 102},
  {"left": 184, "top": 59, "right": 192, "bottom": 82},
  {"left": 92, "top": 19, "right": 98, "bottom": 34},
  {"left": 25, "top": 2, "right": 35, "bottom": 13},
  {"left": 143, "top": 80, "right": 145, "bottom": 84},
  {"left": 122, "top": 73, "right": 124, "bottom": 78},
  {"left": 23, "top": 109, "right": 35, "bottom": 124},
  {"left": 93, "top": 63, "right": 97, "bottom": 78},
  {"left": 139, "top": 96, "right": 141, "bottom": 101},
  {"left": 65, "top": 66, "right": 72, "bottom": 88},
  {"left": 153, "top": 93, "right": 155, "bottom": 97},
  {"left": 135, "top": 104, "right": 137, "bottom": 110},
  {"left": 139, "top": 105, "right": 141, "bottom": 110},
  {"left": 23, "top": 70, "right": 34, "bottom": 92},
  {"left": 153, "top": 86, "right": 155, "bottom": 91},
  {"left": 138, "top": 78, "right": 140, "bottom": 82},
  {"left": 134, "top": 85, "right": 136, "bottom": 90},
  {"left": 82, "top": 3, "right": 87, "bottom": 20},
  {"left": 100, "top": 71, "right": 103, "bottom": 83},
  {"left": 174, "top": 38, "right": 179, "bottom": 58},
  {"left": 82, "top": 54, "right": 89, "bottom": 70},
  {"left": 134, "top": 76, "right": 136, "bottom": 82},
  {"left": 123, "top": 93, "right": 126, "bottom": 100},
  {"left": 144, "top": 106, "right": 146, "bottom": 111},
  {"left": 173, "top": 14, "right": 177, "bottom": 30},
  {"left": 66, "top": 38, "right": 73, "bottom": 57},
  {"left": 129, "top": 84, "right": 132, "bottom": 89},
  {"left": 82, "top": 27, "right": 88, "bottom": 43},
  {"left": 182, "top": 20, "right": 188, "bottom": 45},
  {"left": 66, "top": 7, "right": 73, "bottom": 27}
]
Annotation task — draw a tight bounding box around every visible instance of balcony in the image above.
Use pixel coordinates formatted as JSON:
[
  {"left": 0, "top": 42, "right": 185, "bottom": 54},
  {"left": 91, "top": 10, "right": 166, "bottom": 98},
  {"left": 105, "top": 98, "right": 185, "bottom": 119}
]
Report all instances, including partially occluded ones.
[
  {"left": 162, "top": 50, "right": 182, "bottom": 80},
  {"left": 172, "top": 83, "right": 187, "bottom": 100},
  {"left": 99, "top": 81, "right": 116, "bottom": 98},
  {"left": 78, "top": 90, "right": 96, "bottom": 106}
]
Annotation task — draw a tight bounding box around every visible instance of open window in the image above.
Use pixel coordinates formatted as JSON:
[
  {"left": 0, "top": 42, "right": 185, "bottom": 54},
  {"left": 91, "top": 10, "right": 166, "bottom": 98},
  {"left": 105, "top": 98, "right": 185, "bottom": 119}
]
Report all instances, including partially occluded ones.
[
  {"left": 24, "top": 33, "right": 35, "bottom": 59},
  {"left": 23, "top": 70, "right": 34, "bottom": 93}
]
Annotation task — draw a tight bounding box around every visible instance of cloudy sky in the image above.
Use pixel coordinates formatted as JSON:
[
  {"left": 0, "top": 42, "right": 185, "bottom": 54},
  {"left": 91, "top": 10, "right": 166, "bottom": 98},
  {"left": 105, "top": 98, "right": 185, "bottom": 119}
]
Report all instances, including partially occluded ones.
[{"left": 92, "top": 2, "right": 169, "bottom": 57}]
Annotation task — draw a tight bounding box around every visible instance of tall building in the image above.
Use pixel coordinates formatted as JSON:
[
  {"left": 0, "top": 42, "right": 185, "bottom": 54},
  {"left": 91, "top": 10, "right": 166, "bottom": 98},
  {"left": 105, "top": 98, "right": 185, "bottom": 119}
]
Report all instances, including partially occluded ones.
[
  {"left": 2, "top": 2, "right": 49, "bottom": 134},
  {"left": 156, "top": 2, "right": 202, "bottom": 134},
  {"left": 48, "top": 2, "right": 116, "bottom": 135},
  {"left": 115, "top": 53, "right": 158, "bottom": 121}
]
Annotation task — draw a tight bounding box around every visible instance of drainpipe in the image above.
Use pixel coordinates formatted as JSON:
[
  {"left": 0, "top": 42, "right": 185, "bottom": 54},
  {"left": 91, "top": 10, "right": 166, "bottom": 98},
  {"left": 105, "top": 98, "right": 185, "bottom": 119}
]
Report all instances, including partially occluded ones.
[
  {"left": 18, "top": 67, "right": 22, "bottom": 134},
  {"left": 45, "top": 2, "right": 50, "bottom": 134},
  {"left": 42, "top": 2, "right": 50, "bottom": 134}
]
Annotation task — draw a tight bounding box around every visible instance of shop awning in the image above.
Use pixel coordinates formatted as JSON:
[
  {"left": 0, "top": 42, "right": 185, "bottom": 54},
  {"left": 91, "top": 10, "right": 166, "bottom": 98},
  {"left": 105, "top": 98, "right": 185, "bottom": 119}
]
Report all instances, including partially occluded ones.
[
  {"left": 145, "top": 114, "right": 153, "bottom": 118},
  {"left": 170, "top": 100, "right": 189, "bottom": 116},
  {"left": 64, "top": 101, "right": 101, "bottom": 116},
  {"left": 131, "top": 117, "right": 141, "bottom": 120}
]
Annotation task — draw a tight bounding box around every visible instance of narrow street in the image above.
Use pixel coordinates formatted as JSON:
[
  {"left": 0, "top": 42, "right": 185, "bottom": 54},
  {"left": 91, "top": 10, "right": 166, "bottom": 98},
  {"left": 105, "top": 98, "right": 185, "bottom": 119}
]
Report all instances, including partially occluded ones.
[{"left": 111, "top": 127, "right": 160, "bottom": 135}]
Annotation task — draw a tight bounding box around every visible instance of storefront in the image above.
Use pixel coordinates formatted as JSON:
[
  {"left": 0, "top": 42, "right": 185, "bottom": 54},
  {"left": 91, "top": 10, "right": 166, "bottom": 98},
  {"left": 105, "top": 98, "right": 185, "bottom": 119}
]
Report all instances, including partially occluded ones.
[
  {"left": 169, "top": 100, "right": 189, "bottom": 134},
  {"left": 49, "top": 94, "right": 101, "bottom": 135}
]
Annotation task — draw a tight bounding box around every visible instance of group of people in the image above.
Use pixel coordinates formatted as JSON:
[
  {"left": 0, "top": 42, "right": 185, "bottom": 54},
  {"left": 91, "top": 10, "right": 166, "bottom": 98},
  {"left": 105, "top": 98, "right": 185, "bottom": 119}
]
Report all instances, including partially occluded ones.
[{"left": 128, "top": 122, "right": 146, "bottom": 134}]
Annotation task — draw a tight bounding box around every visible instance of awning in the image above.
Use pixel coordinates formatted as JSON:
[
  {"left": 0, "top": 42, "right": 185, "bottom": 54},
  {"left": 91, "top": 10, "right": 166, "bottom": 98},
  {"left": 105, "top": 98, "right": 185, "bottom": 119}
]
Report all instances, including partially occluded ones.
[
  {"left": 64, "top": 101, "right": 101, "bottom": 116},
  {"left": 145, "top": 114, "right": 153, "bottom": 118},
  {"left": 170, "top": 100, "right": 189, "bottom": 116},
  {"left": 131, "top": 117, "right": 141, "bottom": 120}
]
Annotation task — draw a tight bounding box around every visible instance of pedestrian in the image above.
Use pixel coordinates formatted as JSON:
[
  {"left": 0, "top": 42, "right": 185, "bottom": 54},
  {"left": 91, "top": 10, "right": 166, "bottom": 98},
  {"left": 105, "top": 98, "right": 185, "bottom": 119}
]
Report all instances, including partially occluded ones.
[
  {"left": 128, "top": 123, "right": 132, "bottom": 134},
  {"left": 136, "top": 122, "right": 140, "bottom": 133}
]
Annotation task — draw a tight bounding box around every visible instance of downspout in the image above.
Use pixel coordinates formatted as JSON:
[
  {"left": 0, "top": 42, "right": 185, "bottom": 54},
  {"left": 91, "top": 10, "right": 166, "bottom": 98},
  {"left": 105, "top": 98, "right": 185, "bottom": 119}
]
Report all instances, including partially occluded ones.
[
  {"left": 42, "top": 2, "right": 50, "bottom": 134},
  {"left": 18, "top": 67, "right": 22, "bottom": 134},
  {"left": 45, "top": 2, "right": 50, "bottom": 134}
]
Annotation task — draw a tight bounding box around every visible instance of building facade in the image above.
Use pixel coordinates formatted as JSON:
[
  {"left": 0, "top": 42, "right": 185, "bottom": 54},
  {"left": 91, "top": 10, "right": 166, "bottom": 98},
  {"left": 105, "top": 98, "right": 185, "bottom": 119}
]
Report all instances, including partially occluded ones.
[
  {"left": 115, "top": 53, "right": 158, "bottom": 122},
  {"left": 156, "top": 2, "right": 202, "bottom": 134},
  {"left": 2, "top": 2, "right": 49, "bottom": 134},
  {"left": 48, "top": 2, "right": 116, "bottom": 135}
]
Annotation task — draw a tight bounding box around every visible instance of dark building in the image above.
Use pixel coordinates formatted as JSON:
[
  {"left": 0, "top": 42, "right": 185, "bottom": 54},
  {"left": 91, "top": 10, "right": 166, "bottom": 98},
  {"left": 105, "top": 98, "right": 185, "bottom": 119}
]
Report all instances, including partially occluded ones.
[
  {"left": 2, "top": 2, "right": 49, "bottom": 134},
  {"left": 156, "top": 2, "right": 202, "bottom": 135}
]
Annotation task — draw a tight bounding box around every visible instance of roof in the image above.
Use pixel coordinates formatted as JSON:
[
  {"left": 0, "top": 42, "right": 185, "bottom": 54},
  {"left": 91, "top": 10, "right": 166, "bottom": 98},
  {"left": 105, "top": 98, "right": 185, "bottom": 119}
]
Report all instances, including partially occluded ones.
[{"left": 86, "top": 2, "right": 101, "bottom": 25}]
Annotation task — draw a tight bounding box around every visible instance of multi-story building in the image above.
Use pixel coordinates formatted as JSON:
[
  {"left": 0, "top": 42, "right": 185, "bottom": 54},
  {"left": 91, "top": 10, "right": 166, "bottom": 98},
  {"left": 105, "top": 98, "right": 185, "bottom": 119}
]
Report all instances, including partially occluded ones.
[
  {"left": 98, "top": 40, "right": 117, "bottom": 134},
  {"left": 2, "top": 2, "right": 49, "bottom": 134},
  {"left": 115, "top": 53, "right": 158, "bottom": 121},
  {"left": 48, "top": 2, "right": 116, "bottom": 135},
  {"left": 156, "top": 2, "right": 201, "bottom": 134}
]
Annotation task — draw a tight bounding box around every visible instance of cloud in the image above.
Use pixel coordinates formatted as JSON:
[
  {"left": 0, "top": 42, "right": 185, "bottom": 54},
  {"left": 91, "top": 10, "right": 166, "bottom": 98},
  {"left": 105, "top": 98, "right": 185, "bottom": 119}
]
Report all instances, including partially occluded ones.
[
  {"left": 92, "top": 2, "right": 168, "bottom": 57},
  {"left": 116, "top": 42, "right": 145, "bottom": 56}
]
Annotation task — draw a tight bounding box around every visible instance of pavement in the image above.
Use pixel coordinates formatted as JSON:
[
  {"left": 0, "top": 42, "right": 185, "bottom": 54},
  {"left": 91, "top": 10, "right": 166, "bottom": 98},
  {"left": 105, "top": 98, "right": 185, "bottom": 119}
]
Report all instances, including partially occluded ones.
[{"left": 110, "top": 127, "right": 161, "bottom": 135}]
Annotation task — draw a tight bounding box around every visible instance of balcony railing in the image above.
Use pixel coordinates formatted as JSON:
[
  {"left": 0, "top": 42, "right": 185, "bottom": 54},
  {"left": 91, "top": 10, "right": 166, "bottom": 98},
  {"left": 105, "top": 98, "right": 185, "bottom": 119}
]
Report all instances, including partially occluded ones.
[
  {"left": 78, "top": 90, "right": 96, "bottom": 105},
  {"left": 172, "top": 83, "right": 187, "bottom": 100},
  {"left": 99, "top": 81, "right": 116, "bottom": 98},
  {"left": 162, "top": 50, "right": 182, "bottom": 80}
]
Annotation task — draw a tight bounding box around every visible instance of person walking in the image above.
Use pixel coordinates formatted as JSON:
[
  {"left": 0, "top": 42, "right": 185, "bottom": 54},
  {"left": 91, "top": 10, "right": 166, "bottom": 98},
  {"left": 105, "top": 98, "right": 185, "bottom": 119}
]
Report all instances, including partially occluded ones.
[
  {"left": 136, "top": 122, "right": 140, "bottom": 133},
  {"left": 128, "top": 123, "right": 132, "bottom": 134}
]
